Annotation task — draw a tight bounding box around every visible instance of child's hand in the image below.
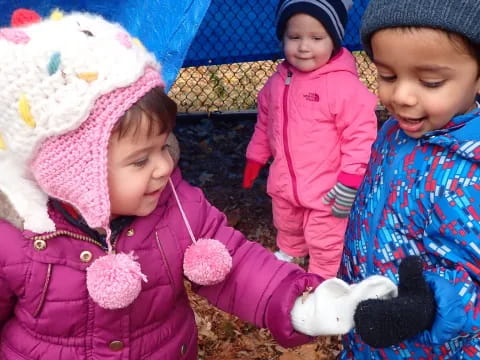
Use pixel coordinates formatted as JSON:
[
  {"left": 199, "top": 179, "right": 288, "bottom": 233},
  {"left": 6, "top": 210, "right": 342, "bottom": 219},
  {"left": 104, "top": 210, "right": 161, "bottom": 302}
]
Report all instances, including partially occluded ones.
[
  {"left": 291, "top": 275, "right": 397, "bottom": 336},
  {"left": 354, "top": 256, "right": 436, "bottom": 348},
  {"left": 242, "top": 160, "right": 263, "bottom": 188},
  {"left": 323, "top": 182, "right": 357, "bottom": 218}
]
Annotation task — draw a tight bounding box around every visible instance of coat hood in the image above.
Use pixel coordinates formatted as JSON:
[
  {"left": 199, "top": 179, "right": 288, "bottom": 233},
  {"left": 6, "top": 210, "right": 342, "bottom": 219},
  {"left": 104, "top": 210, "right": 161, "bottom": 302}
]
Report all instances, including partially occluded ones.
[{"left": 276, "top": 47, "right": 358, "bottom": 80}]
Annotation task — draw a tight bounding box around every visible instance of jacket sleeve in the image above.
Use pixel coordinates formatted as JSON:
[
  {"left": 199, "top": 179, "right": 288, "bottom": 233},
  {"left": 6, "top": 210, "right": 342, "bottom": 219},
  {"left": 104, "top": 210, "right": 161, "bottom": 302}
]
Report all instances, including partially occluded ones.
[
  {"left": 186, "top": 185, "right": 323, "bottom": 347},
  {"left": 418, "top": 179, "right": 480, "bottom": 344},
  {"left": 245, "top": 84, "right": 272, "bottom": 165},
  {"left": 327, "top": 72, "right": 378, "bottom": 188}
]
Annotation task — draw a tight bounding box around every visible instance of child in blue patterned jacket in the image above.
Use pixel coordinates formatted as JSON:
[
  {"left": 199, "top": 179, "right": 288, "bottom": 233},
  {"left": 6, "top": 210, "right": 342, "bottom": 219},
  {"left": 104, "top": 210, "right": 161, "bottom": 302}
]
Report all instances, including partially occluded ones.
[{"left": 340, "top": 0, "right": 480, "bottom": 359}]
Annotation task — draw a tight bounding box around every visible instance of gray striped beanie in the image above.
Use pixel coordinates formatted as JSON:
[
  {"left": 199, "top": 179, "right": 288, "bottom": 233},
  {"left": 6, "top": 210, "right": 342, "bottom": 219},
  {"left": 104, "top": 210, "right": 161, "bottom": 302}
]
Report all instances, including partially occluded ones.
[
  {"left": 361, "top": 0, "right": 480, "bottom": 59},
  {"left": 276, "top": 0, "right": 353, "bottom": 50}
]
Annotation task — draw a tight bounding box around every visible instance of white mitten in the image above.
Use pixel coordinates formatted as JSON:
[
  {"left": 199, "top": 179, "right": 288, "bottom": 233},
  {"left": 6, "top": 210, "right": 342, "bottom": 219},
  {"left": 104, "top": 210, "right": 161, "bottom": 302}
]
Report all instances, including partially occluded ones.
[{"left": 291, "top": 276, "right": 398, "bottom": 336}]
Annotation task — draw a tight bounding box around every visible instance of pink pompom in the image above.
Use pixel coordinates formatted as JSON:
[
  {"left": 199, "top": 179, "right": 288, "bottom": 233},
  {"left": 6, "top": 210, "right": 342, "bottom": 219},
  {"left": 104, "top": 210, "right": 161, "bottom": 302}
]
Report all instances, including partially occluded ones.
[
  {"left": 183, "top": 238, "right": 232, "bottom": 286},
  {"left": 86, "top": 252, "right": 147, "bottom": 309}
]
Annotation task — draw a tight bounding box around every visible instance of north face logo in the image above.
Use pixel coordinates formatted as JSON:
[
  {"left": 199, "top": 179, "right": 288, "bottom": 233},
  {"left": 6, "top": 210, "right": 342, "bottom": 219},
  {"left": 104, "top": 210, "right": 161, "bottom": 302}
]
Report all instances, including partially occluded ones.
[{"left": 303, "top": 92, "right": 319, "bottom": 102}]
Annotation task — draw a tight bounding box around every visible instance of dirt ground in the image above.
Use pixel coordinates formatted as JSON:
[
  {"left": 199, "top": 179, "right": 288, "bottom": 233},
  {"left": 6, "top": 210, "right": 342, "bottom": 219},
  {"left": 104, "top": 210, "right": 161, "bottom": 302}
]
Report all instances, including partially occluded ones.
[{"left": 176, "top": 116, "right": 343, "bottom": 360}]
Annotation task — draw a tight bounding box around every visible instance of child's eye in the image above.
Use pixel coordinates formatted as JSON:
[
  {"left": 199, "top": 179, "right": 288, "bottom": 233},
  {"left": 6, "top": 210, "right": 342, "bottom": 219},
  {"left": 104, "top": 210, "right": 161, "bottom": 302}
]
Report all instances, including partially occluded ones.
[
  {"left": 313, "top": 36, "right": 324, "bottom": 41},
  {"left": 287, "top": 35, "right": 300, "bottom": 40},
  {"left": 378, "top": 74, "right": 396, "bottom": 82},
  {"left": 132, "top": 158, "right": 148, "bottom": 168},
  {"left": 421, "top": 80, "right": 444, "bottom": 88}
]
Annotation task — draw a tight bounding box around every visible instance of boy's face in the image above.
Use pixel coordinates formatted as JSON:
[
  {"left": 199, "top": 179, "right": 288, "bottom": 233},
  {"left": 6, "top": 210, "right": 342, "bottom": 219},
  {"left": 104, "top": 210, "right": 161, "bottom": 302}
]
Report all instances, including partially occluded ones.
[
  {"left": 283, "top": 13, "right": 334, "bottom": 72},
  {"left": 371, "top": 27, "right": 480, "bottom": 138},
  {"left": 107, "top": 113, "right": 174, "bottom": 219}
]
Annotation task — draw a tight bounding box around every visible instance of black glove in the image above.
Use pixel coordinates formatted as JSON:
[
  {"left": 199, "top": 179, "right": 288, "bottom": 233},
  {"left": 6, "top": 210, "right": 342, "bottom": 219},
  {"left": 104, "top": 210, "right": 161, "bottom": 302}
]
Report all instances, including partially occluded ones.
[{"left": 354, "top": 256, "right": 436, "bottom": 348}]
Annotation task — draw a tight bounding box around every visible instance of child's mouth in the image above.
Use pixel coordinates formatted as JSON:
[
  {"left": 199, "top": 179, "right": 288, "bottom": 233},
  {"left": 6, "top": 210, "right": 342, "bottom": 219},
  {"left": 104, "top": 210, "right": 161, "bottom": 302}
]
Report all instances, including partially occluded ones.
[
  {"left": 396, "top": 115, "right": 425, "bottom": 133},
  {"left": 144, "top": 189, "right": 160, "bottom": 196},
  {"left": 402, "top": 117, "right": 424, "bottom": 123}
]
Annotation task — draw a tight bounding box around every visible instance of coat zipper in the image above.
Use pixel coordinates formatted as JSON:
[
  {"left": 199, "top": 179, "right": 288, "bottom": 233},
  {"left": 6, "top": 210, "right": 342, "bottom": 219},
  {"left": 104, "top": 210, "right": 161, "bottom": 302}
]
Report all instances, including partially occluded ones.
[
  {"left": 31, "top": 230, "right": 113, "bottom": 253},
  {"left": 282, "top": 70, "right": 301, "bottom": 206}
]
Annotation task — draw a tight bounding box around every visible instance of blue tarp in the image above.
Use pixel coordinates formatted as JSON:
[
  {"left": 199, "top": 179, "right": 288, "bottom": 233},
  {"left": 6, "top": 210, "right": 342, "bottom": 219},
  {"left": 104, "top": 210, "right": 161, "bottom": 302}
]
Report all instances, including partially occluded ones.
[
  {"left": 183, "top": 0, "right": 371, "bottom": 66},
  {"left": 0, "top": 0, "right": 370, "bottom": 80}
]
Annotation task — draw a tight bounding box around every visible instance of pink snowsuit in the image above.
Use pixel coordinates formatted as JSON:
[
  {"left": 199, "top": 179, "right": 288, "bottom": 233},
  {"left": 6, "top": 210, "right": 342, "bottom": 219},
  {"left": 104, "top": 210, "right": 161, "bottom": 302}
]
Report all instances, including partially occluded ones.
[{"left": 246, "top": 48, "right": 377, "bottom": 278}]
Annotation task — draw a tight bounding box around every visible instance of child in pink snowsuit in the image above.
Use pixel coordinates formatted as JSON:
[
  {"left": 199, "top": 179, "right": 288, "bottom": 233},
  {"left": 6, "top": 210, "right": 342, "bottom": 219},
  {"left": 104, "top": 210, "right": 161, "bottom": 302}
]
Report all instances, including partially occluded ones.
[{"left": 243, "top": 0, "right": 378, "bottom": 278}]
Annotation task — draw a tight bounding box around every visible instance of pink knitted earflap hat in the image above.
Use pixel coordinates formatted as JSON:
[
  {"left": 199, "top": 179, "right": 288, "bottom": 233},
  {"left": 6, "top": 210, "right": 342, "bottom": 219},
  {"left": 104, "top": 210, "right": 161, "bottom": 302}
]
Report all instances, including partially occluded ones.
[
  {"left": 31, "top": 68, "right": 164, "bottom": 234},
  {"left": 0, "top": 9, "right": 164, "bottom": 309}
]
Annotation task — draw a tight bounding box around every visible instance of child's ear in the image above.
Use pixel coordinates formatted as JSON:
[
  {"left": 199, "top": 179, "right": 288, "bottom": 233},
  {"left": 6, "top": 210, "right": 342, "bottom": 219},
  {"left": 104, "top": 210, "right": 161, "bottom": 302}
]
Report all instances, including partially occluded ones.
[
  {"left": 166, "top": 133, "right": 180, "bottom": 167},
  {"left": 475, "top": 71, "right": 480, "bottom": 95}
]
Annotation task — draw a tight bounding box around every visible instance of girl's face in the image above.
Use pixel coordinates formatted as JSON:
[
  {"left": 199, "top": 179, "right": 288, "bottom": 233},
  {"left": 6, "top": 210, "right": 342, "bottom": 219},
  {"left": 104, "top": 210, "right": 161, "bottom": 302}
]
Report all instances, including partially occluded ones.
[
  {"left": 371, "top": 27, "right": 480, "bottom": 138},
  {"left": 107, "top": 113, "right": 174, "bottom": 219},
  {"left": 283, "top": 13, "right": 334, "bottom": 72}
]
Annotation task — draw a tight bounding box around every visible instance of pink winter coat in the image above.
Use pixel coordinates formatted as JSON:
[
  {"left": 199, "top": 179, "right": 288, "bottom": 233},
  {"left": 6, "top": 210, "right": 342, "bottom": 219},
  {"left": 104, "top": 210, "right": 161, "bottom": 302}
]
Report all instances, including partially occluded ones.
[
  {"left": 246, "top": 48, "right": 378, "bottom": 207},
  {"left": 0, "top": 168, "right": 322, "bottom": 359}
]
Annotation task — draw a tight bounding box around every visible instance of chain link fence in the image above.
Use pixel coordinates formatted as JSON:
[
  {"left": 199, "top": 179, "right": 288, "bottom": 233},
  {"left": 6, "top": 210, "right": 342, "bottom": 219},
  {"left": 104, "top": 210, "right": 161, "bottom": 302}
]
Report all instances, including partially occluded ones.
[{"left": 169, "top": 0, "right": 378, "bottom": 114}]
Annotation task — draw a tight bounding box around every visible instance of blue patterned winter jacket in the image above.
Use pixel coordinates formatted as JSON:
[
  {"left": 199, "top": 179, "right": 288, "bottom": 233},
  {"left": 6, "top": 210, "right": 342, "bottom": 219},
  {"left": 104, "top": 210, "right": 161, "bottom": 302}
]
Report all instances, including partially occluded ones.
[{"left": 340, "top": 109, "right": 480, "bottom": 359}]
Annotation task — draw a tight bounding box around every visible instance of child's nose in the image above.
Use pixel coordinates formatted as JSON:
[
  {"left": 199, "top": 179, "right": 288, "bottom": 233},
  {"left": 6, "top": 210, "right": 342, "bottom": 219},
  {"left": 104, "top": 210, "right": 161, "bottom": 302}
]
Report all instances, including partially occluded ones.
[
  {"left": 299, "top": 39, "right": 309, "bottom": 51},
  {"left": 392, "top": 82, "right": 417, "bottom": 107},
  {"left": 152, "top": 155, "right": 172, "bottom": 179}
]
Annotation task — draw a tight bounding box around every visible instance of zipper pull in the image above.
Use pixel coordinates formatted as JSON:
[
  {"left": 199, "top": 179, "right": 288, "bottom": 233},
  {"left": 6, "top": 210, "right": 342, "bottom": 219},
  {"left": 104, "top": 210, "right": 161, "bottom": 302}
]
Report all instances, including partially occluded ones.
[{"left": 285, "top": 71, "right": 292, "bottom": 85}]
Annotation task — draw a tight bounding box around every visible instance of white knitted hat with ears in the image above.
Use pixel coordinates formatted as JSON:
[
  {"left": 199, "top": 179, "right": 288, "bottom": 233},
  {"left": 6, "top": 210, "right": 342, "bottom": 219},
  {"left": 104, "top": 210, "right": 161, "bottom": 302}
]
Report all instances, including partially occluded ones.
[{"left": 0, "top": 9, "right": 159, "bottom": 233}]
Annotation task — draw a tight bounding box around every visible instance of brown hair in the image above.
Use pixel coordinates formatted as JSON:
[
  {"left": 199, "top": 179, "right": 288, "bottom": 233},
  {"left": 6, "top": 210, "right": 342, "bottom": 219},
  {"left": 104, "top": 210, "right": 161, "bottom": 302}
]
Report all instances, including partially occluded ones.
[{"left": 112, "top": 86, "right": 177, "bottom": 139}]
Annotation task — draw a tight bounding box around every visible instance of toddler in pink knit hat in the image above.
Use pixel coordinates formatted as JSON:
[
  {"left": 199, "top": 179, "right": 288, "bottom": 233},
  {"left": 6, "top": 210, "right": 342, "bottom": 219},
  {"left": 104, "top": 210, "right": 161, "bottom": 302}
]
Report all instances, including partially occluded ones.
[{"left": 0, "top": 8, "right": 397, "bottom": 359}]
